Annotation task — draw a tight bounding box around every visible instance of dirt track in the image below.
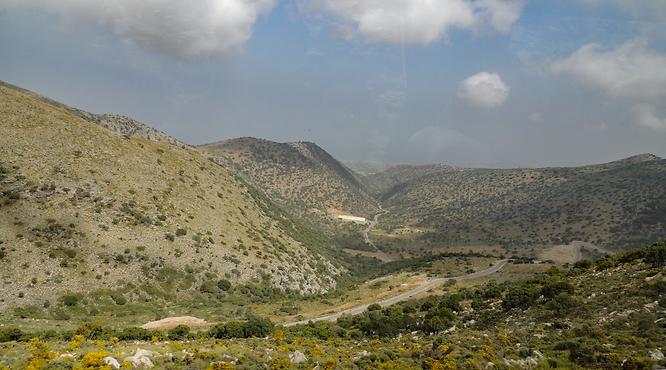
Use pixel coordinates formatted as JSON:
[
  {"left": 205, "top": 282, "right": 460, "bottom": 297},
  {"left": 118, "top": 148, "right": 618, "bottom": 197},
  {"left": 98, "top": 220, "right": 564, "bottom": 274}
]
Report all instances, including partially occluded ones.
[{"left": 284, "top": 259, "right": 508, "bottom": 327}]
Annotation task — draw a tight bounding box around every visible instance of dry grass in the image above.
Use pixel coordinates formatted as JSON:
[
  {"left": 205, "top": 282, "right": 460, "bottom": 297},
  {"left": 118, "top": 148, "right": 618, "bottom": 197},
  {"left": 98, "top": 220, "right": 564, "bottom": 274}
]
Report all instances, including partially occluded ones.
[{"left": 0, "top": 83, "right": 342, "bottom": 309}]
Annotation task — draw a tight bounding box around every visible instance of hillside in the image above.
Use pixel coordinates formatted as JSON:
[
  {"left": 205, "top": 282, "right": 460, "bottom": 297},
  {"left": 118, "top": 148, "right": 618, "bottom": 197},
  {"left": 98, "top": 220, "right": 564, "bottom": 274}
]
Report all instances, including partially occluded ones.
[
  {"left": 1, "top": 242, "right": 664, "bottom": 369},
  {"left": 362, "top": 163, "right": 457, "bottom": 195},
  {"left": 0, "top": 82, "right": 343, "bottom": 310},
  {"left": 0, "top": 81, "right": 183, "bottom": 146},
  {"left": 375, "top": 156, "right": 666, "bottom": 251},
  {"left": 200, "top": 138, "right": 379, "bottom": 218},
  {"left": 342, "top": 160, "right": 390, "bottom": 176}
]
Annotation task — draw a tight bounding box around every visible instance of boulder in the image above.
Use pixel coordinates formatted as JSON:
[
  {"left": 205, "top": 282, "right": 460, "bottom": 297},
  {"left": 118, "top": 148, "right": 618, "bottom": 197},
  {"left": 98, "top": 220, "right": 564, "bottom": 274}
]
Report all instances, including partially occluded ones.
[
  {"left": 103, "top": 356, "right": 121, "bottom": 369},
  {"left": 650, "top": 349, "right": 664, "bottom": 361},
  {"left": 290, "top": 350, "right": 307, "bottom": 364},
  {"left": 124, "top": 348, "right": 154, "bottom": 368}
]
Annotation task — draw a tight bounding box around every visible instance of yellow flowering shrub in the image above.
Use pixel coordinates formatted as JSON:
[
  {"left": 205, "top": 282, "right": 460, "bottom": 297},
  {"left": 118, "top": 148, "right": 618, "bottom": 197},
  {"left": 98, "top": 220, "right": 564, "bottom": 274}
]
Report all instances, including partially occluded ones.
[
  {"left": 272, "top": 330, "right": 284, "bottom": 342},
  {"left": 66, "top": 335, "right": 86, "bottom": 351},
  {"left": 208, "top": 361, "right": 235, "bottom": 370},
  {"left": 81, "top": 350, "right": 109, "bottom": 369},
  {"left": 270, "top": 358, "right": 290, "bottom": 370},
  {"left": 25, "top": 338, "right": 56, "bottom": 370},
  {"left": 323, "top": 357, "right": 337, "bottom": 370}
]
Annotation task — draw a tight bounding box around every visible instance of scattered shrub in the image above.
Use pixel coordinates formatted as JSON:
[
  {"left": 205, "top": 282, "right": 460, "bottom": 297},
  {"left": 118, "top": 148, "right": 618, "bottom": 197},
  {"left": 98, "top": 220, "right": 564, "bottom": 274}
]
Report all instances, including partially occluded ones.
[
  {"left": 60, "top": 294, "right": 80, "bottom": 307},
  {"left": 75, "top": 323, "right": 107, "bottom": 340},
  {"left": 110, "top": 292, "right": 127, "bottom": 305},
  {"left": 217, "top": 279, "right": 232, "bottom": 291},
  {"left": 0, "top": 327, "right": 24, "bottom": 342},
  {"left": 168, "top": 325, "right": 190, "bottom": 340}
]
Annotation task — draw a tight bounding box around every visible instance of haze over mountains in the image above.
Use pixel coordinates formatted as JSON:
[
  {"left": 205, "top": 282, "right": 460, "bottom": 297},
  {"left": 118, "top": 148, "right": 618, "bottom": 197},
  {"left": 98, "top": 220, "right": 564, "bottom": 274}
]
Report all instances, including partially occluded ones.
[{"left": 1, "top": 81, "right": 665, "bottom": 311}]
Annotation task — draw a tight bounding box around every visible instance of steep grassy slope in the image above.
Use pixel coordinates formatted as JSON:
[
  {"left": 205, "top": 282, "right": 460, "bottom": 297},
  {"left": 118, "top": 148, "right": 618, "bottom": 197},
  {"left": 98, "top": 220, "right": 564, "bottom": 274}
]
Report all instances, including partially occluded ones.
[
  {"left": 200, "top": 138, "right": 379, "bottom": 218},
  {"left": 375, "top": 156, "right": 666, "bottom": 251},
  {"left": 0, "top": 83, "right": 343, "bottom": 310}
]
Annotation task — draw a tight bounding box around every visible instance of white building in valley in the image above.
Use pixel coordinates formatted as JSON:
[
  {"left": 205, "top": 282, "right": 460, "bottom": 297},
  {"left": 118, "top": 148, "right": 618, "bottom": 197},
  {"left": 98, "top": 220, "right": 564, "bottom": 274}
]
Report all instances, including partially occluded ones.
[{"left": 336, "top": 215, "right": 367, "bottom": 224}]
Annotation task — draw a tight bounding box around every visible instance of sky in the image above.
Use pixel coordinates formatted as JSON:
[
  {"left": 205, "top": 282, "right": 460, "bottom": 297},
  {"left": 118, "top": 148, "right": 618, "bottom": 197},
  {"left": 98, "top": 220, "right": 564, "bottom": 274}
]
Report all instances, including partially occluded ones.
[{"left": 1, "top": 0, "right": 665, "bottom": 168}]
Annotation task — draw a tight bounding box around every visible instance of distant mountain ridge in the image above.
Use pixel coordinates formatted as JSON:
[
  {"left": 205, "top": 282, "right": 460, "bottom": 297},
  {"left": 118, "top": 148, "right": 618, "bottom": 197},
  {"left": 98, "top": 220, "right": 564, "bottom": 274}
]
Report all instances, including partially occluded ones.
[{"left": 371, "top": 155, "right": 666, "bottom": 251}]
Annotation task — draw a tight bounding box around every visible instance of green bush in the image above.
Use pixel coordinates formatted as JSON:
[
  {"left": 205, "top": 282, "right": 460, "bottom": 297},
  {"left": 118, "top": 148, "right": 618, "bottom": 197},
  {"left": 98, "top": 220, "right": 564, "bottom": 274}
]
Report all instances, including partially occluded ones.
[
  {"left": 545, "top": 293, "right": 579, "bottom": 314},
  {"left": 209, "top": 321, "right": 245, "bottom": 339},
  {"left": 199, "top": 281, "right": 219, "bottom": 294},
  {"left": 208, "top": 316, "right": 274, "bottom": 339},
  {"left": 541, "top": 281, "right": 575, "bottom": 299},
  {"left": 168, "top": 325, "right": 190, "bottom": 340},
  {"left": 422, "top": 307, "right": 454, "bottom": 333},
  {"left": 75, "top": 322, "right": 107, "bottom": 339},
  {"left": 502, "top": 286, "right": 538, "bottom": 310},
  {"left": 0, "top": 327, "right": 24, "bottom": 342},
  {"left": 217, "top": 279, "right": 232, "bottom": 291},
  {"left": 367, "top": 303, "right": 382, "bottom": 311},
  {"left": 110, "top": 292, "right": 127, "bottom": 305},
  {"left": 117, "top": 327, "right": 153, "bottom": 341},
  {"left": 243, "top": 315, "right": 274, "bottom": 337},
  {"left": 60, "top": 294, "right": 80, "bottom": 307},
  {"left": 573, "top": 260, "right": 592, "bottom": 270}
]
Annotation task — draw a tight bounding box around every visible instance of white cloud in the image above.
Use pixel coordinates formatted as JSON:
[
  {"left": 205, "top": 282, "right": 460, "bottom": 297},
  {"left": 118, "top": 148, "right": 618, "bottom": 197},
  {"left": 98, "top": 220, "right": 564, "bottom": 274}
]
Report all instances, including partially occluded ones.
[
  {"left": 458, "top": 72, "right": 509, "bottom": 108},
  {"left": 632, "top": 105, "right": 666, "bottom": 132},
  {"left": 550, "top": 40, "right": 666, "bottom": 100},
  {"left": 3, "top": 0, "right": 275, "bottom": 58},
  {"left": 309, "top": 0, "right": 524, "bottom": 45},
  {"left": 475, "top": 0, "right": 525, "bottom": 33},
  {"left": 551, "top": 39, "right": 666, "bottom": 131}
]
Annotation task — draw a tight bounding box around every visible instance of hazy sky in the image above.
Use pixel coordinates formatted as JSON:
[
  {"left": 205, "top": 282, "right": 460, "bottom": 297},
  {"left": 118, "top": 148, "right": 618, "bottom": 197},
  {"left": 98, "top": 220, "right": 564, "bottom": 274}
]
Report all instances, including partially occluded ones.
[{"left": 1, "top": 0, "right": 665, "bottom": 167}]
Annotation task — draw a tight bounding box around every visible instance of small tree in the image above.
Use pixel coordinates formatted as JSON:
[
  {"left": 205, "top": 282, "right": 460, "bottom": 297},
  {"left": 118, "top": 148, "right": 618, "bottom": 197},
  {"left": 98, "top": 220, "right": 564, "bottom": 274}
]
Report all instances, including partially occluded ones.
[
  {"left": 217, "top": 279, "right": 232, "bottom": 291},
  {"left": 168, "top": 325, "right": 190, "bottom": 340},
  {"left": 243, "top": 315, "right": 273, "bottom": 337},
  {"left": 60, "top": 294, "right": 80, "bottom": 307},
  {"left": 367, "top": 303, "right": 382, "bottom": 312}
]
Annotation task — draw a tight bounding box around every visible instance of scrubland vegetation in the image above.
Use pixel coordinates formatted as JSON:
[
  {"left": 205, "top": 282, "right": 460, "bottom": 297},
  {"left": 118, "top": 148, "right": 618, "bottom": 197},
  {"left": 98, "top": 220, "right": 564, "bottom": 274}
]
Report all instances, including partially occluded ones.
[
  {"left": 1, "top": 241, "right": 664, "bottom": 369},
  {"left": 370, "top": 156, "right": 666, "bottom": 252},
  {"left": 1, "top": 81, "right": 666, "bottom": 369}
]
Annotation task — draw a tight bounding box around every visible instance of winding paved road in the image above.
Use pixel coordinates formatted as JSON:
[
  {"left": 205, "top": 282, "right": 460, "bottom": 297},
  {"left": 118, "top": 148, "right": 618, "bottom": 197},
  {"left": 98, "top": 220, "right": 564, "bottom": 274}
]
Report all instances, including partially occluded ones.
[
  {"left": 363, "top": 212, "right": 383, "bottom": 246},
  {"left": 360, "top": 210, "right": 394, "bottom": 262},
  {"left": 284, "top": 259, "right": 508, "bottom": 327}
]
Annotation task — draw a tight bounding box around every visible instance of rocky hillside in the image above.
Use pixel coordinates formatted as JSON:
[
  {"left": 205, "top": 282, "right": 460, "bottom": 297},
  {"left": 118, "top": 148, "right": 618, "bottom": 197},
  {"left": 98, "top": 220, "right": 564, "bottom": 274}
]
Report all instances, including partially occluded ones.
[
  {"left": 0, "top": 81, "right": 183, "bottom": 146},
  {"left": 200, "top": 138, "right": 379, "bottom": 218},
  {"left": 0, "top": 82, "right": 343, "bottom": 309},
  {"left": 374, "top": 156, "right": 666, "bottom": 250}
]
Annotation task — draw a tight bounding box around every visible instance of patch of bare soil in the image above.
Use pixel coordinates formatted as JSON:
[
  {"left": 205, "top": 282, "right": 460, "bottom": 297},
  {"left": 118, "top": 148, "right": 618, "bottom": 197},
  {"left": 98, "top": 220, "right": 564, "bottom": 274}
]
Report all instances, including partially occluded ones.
[
  {"left": 141, "top": 316, "right": 209, "bottom": 330},
  {"left": 539, "top": 241, "right": 600, "bottom": 264}
]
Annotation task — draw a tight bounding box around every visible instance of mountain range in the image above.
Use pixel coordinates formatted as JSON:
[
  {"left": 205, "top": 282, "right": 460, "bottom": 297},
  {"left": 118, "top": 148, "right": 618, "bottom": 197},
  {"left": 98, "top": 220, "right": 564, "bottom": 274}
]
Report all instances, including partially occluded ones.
[{"left": 1, "top": 80, "right": 665, "bottom": 311}]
